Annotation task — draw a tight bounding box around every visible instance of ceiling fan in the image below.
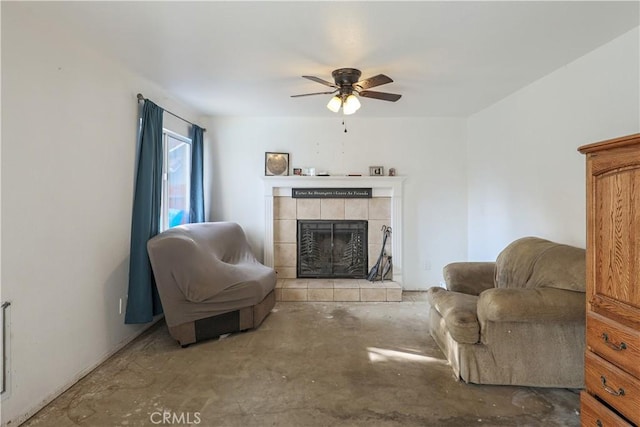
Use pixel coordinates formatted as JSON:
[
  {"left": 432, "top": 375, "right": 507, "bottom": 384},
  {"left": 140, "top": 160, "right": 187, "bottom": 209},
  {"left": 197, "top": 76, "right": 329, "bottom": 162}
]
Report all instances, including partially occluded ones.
[{"left": 291, "top": 68, "right": 402, "bottom": 115}]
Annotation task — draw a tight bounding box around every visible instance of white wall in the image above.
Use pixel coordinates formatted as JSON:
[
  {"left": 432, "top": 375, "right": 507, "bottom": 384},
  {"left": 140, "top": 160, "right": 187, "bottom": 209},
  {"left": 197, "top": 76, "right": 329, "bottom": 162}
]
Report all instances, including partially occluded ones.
[
  {"left": 0, "top": 4, "right": 204, "bottom": 425},
  {"left": 205, "top": 116, "right": 468, "bottom": 290},
  {"left": 467, "top": 27, "right": 640, "bottom": 260}
]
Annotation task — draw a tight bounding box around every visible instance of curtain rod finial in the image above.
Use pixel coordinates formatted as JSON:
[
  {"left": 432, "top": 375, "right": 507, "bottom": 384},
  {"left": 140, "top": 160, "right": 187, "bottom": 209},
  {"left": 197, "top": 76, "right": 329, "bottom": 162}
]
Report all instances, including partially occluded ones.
[{"left": 137, "top": 93, "right": 145, "bottom": 101}]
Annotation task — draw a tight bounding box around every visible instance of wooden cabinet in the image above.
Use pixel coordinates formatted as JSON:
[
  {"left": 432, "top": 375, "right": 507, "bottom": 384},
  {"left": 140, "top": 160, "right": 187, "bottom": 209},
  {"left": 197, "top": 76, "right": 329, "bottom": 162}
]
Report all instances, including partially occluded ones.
[
  {"left": 580, "top": 392, "right": 632, "bottom": 427},
  {"left": 579, "top": 133, "right": 640, "bottom": 426}
]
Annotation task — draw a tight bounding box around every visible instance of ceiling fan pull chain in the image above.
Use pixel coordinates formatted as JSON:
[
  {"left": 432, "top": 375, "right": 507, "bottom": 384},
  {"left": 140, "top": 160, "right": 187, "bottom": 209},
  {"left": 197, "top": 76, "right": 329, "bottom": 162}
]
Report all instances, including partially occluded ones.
[{"left": 343, "top": 119, "right": 348, "bottom": 133}]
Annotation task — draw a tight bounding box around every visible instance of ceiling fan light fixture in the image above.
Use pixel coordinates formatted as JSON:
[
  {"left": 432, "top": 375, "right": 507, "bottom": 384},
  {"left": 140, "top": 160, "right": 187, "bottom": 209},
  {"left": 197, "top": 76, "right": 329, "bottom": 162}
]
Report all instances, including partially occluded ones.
[
  {"left": 342, "top": 94, "right": 361, "bottom": 115},
  {"left": 292, "top": 68, "right": 401, "bottom": 115},
  {"left": 326, "top": 95, "right": 342, "bottom": 113}
]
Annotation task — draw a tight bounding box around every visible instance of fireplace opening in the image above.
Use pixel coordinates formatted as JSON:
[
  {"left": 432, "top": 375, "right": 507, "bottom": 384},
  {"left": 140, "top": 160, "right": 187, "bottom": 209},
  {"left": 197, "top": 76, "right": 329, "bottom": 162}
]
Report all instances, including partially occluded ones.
[{"left": 297, "top": 220, "right": 368, "bottom": 278}]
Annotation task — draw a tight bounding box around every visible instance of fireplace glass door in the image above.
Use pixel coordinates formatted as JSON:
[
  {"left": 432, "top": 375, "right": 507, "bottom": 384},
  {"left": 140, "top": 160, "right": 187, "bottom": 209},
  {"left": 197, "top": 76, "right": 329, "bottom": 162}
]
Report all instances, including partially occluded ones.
[{"left": 297, "top": 220, "right": 368, "bottom": 278}]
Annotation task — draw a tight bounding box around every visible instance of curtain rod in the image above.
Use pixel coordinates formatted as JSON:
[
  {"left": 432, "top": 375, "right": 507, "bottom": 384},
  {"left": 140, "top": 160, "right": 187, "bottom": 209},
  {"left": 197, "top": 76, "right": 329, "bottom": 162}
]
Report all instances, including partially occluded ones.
[{"left": 137, "top": 93, "right": 206, "bottom": 132}]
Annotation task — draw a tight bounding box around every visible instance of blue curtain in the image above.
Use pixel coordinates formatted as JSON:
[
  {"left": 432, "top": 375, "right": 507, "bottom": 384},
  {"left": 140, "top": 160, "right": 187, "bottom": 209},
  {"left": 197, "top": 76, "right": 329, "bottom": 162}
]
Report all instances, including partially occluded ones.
[
  {"left": 125, "top": 100, "right": 164, "bottom": 324},
  {"left": 189, "top": 125, "right": 205, "bottom": 223}
]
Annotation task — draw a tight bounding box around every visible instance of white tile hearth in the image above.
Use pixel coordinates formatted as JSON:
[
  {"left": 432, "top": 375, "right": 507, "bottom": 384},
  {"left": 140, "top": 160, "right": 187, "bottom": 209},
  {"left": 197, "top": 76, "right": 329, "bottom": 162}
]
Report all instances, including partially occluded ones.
[{"left": 275, "top": 279, "right": 402, "bottom": 302}]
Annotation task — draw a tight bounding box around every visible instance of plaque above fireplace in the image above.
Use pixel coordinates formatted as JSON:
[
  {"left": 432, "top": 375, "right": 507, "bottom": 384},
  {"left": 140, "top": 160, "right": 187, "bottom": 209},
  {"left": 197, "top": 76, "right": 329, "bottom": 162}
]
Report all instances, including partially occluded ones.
[
  {"left": 297, "top": 220, "right": 368, "bottom": 279},
  {"left": 292, "top": 188, "right": 372, "bottom": 198}
]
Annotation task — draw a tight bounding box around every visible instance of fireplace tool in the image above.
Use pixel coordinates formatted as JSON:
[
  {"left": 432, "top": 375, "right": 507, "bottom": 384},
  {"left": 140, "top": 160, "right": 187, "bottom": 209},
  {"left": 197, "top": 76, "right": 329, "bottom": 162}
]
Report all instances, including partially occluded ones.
[{"left": 367, "top": 225, "right": 392, "bottom": 282}]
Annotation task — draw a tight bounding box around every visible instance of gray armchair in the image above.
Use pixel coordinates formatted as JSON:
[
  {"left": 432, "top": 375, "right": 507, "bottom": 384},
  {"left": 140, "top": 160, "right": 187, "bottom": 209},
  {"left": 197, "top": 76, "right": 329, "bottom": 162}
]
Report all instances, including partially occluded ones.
[
  {"left": 426, "top": 237, "right": 586, "bottom": 388},
  {"left": 147, "top": 222, "right": 276, "bottom": 347}
]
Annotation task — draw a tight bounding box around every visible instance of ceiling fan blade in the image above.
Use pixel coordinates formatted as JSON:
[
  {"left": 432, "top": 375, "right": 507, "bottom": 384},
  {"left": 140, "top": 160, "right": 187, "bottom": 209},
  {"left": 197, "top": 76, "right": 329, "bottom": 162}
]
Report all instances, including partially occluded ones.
[
  {"left": 359, "top": 90, "right": 402, "bottom": 102},
  {"left": 355, "top": 74, "right": 393, "bottom": 90},
  {"left": 291, "top": 90, "right": 337, "bottom": 98},
  {"left": 302, "top": 75, "right": 338, "bottom": 88}
]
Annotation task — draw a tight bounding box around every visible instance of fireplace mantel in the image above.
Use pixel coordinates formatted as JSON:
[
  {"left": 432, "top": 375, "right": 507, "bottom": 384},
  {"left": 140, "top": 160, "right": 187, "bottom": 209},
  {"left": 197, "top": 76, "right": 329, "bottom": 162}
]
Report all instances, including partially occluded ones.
[{"left": 263, "top": 176, "right": 405, "bottom": 284}]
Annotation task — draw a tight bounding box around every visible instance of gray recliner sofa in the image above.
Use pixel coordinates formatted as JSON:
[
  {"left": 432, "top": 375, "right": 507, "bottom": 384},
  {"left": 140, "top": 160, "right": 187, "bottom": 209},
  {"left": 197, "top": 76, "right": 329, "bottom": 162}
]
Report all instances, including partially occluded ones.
[
  {"left": 426, "top": 237, "right": 586, "bottom": 388},
  {"left": 147, "top": 222, "right": 276, "bottom": 347}
]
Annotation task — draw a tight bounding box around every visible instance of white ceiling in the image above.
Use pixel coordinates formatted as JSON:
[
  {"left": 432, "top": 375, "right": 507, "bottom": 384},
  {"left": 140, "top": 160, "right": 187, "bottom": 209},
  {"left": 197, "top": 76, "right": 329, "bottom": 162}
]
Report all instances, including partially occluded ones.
[{"left": 21, "top": 1, "right": 640, "bottom": 117}]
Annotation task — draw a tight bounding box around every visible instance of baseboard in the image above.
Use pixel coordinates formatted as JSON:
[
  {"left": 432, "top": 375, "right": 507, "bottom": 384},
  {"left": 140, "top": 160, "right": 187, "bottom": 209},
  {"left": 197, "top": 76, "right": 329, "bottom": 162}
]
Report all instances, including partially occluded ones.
[{"left": 3, "top": 317, "right": 163, "bottom": 427}]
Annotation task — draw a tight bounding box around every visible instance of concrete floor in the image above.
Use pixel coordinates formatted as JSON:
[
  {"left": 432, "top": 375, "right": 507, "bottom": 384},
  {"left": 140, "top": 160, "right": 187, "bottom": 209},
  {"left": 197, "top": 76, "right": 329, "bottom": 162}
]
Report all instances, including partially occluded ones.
[{"left": 23, "top": 293, "right": 580, "bottom": 426}]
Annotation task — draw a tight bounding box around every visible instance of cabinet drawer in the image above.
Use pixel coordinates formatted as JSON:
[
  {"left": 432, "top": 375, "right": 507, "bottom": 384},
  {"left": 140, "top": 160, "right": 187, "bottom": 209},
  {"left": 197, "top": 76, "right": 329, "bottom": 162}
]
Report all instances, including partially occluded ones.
[
  {"left": 581, "top": 391, "right": 632, "bottom": 426},
  {"left": 587, "top": 312, "right": 640, "bottom": 378},
  {"left": 585, "top": 351, "right": 640, "bottom": 425}
]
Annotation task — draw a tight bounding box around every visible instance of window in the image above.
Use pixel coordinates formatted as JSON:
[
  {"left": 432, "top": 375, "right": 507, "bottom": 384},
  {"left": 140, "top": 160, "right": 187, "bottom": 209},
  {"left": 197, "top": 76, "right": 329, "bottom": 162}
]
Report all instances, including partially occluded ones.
[{"left": 160, "top": 129, "right": 191, "bottom": 231}]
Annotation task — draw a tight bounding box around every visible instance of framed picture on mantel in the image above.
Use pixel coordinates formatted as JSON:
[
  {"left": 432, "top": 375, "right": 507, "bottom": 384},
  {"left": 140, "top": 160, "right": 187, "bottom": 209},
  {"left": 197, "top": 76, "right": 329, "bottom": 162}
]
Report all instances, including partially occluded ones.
[
  {"left": 265, "top": 152, "right": 289, "bottom": 176},
  {"left": 369, "top": 166, "right": 384, "bottom": 176}
]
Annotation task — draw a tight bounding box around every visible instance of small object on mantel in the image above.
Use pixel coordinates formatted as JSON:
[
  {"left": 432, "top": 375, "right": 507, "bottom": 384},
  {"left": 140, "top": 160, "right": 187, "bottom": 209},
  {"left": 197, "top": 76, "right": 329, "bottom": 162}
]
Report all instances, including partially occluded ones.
[{"left": 389, "top": 168, "right": 396, "bottom": 176}]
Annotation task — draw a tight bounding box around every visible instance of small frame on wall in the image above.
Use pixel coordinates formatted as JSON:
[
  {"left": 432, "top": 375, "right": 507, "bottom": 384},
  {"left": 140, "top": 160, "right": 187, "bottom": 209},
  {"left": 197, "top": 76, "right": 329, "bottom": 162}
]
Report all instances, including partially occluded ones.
[
  {"left": 369, "top": 166, "right": 384, "bottom": 176},
  {"left": 265, "top": 152, "right": 290, "bottom": 176}
]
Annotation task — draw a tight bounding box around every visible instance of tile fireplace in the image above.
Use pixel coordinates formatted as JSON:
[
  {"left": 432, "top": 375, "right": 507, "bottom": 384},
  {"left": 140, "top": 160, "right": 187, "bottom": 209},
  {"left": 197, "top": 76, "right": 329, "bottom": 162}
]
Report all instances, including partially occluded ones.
[{"left": 263, "top": 176, "right": 405, "bottom": 284}]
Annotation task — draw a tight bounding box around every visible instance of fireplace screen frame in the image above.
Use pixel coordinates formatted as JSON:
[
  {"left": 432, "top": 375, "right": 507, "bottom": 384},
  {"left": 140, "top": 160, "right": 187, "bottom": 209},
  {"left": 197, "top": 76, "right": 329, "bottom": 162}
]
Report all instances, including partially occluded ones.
[{"left": 297, "top": 220, "right": 368, "bottom": 279}]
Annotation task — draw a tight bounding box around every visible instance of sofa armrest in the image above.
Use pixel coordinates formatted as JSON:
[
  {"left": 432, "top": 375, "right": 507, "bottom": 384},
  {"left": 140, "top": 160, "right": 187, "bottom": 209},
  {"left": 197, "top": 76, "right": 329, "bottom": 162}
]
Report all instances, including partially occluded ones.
[
  {"left": 477, "top": 287, "right": 585, "bottom": 324},
  {"left": 443, "top": 262, "right": 496, "bottom": 295}
]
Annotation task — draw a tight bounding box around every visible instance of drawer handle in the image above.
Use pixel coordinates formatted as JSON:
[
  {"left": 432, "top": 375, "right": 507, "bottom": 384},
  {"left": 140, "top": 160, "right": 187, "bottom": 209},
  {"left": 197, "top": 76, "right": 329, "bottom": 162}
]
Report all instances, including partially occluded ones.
[
  {"left": 600, "top": 375, "right": 625, "bottom": 397},
  {"left": 596, "top": 421, "right": 603, "bottom": 427},
  {"left": 601, "top": 333, "right": 627, "bottom": 351}
]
